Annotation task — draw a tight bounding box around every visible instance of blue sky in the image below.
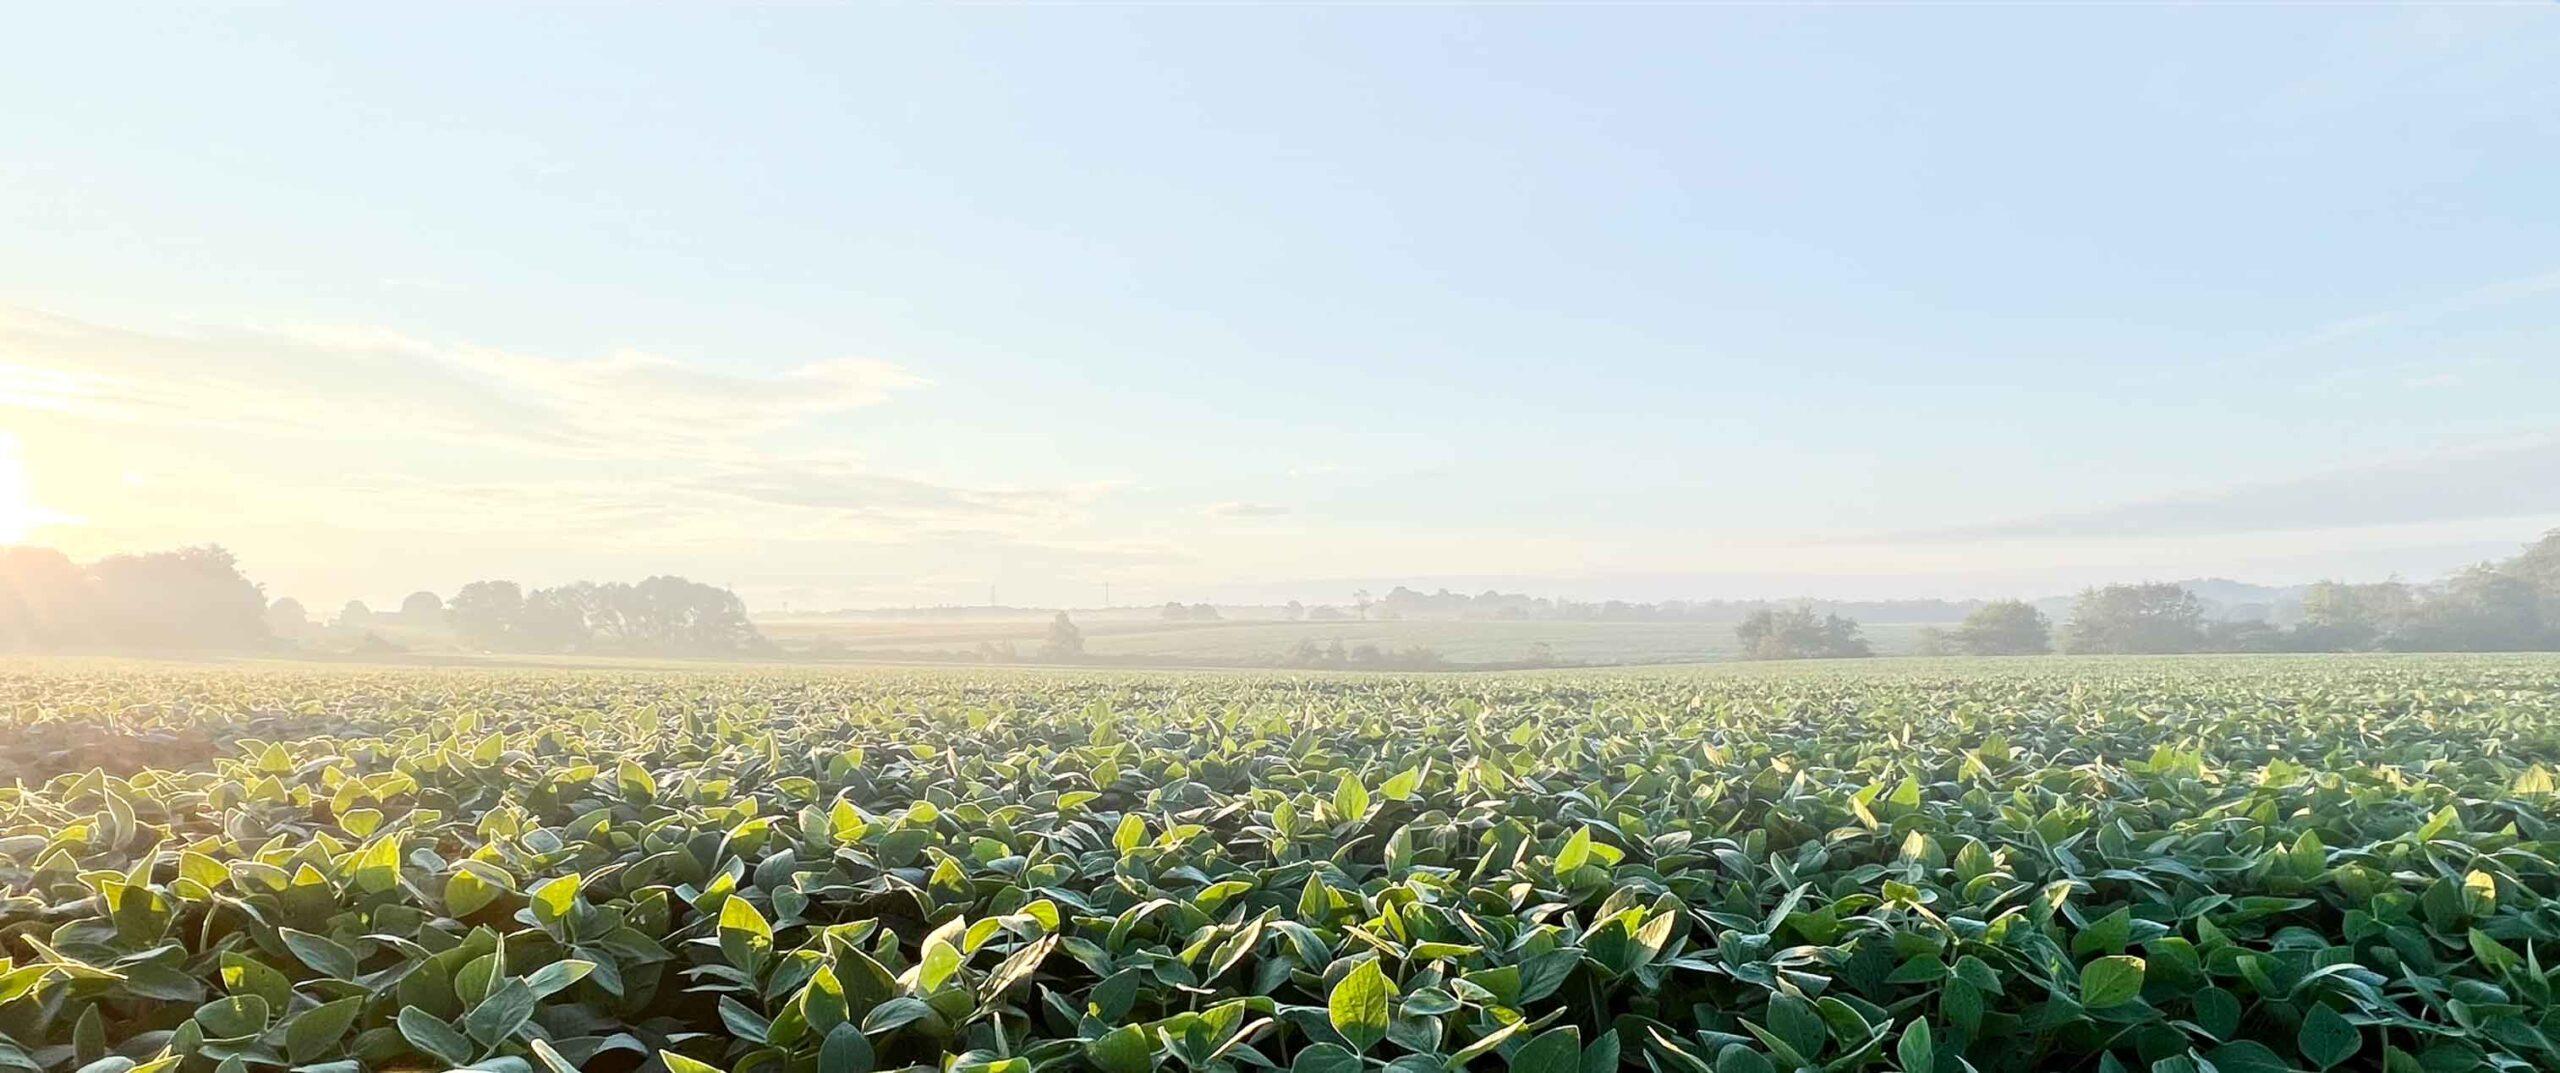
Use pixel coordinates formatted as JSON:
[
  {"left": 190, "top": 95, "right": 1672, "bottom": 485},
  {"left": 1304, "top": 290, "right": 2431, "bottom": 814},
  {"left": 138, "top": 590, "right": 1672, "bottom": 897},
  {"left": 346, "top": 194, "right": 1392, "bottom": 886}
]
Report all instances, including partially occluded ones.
[{"left": 3, "top": 6, "right": 2556, "bottom": 609}]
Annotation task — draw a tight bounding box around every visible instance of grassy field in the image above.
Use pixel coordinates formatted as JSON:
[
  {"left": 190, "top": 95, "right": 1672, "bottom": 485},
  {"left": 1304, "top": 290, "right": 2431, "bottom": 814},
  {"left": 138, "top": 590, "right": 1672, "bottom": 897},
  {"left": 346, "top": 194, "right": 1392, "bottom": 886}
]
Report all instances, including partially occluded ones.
[{"left": 754, "top": 614, "right": 1950, "bottom": 666}]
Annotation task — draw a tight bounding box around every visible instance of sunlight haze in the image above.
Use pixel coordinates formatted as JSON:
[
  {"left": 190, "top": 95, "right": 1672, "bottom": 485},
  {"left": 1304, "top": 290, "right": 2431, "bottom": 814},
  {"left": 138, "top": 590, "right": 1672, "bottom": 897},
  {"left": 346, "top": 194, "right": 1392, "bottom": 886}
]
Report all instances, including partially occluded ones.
[{"left": 4, "top": 6, "right": 2557, "bottom": 612}]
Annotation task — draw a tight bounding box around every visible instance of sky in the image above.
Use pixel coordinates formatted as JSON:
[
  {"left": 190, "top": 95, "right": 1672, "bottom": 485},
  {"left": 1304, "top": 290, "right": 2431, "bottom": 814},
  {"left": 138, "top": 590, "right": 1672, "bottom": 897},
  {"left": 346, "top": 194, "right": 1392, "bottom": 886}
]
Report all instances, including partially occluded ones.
[{"left": 2, "top": 6, "right": 2557, "bottom": 611}]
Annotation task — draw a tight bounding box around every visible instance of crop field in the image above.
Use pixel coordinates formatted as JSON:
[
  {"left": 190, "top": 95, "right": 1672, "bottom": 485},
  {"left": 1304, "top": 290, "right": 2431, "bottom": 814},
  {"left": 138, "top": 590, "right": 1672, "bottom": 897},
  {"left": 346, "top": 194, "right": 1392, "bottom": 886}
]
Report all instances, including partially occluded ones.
[{"left": 1, "top": 656, "right": 2557, "bottom": 1073}]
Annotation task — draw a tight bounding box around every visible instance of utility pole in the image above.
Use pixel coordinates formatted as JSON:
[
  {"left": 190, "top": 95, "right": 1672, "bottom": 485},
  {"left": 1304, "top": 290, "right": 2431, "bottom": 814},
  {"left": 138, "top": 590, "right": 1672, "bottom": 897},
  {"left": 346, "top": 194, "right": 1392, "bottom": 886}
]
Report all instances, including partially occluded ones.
[{"left": 1102, "top": 581, "right": 1111, "bottom": 609}]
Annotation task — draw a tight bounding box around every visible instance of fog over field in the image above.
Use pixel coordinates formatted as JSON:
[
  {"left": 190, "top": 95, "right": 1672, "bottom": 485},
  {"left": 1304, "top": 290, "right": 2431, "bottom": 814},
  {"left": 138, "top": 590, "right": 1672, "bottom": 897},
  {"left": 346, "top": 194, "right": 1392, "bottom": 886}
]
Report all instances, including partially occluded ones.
[
  {"left": 6, "top": 10, "right": 2560, "bottom": 1073},
  {"left": 3, "top": 6, "right": 2557, "bottom": 669},
  {"left": 4, "top": 7, "right": 2558, "bottom": 623}
]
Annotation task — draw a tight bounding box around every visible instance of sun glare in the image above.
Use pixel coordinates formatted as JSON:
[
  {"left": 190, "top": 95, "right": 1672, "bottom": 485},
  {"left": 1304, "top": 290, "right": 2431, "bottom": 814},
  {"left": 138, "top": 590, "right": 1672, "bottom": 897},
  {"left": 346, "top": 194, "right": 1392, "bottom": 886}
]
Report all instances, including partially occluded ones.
[{"left": 0, "top": 432, "right": 67, "bottom": 545}]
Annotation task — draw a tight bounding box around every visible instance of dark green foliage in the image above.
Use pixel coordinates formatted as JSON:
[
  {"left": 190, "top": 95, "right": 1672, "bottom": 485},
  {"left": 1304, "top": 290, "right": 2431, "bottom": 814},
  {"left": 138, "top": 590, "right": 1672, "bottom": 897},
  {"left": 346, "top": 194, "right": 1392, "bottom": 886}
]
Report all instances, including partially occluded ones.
[
  {"left": 1734, "top": 607, "right": 1872, "bottom": 660},
  {"left": 0, "top": 658, "right": 2556, "bottom": 1073},
  {"left": 1940, "top": 601, "right": 2051, "bottom": 657},
  {"left": 2063, "top": 583, "right": 2208, "bottom": 654}
]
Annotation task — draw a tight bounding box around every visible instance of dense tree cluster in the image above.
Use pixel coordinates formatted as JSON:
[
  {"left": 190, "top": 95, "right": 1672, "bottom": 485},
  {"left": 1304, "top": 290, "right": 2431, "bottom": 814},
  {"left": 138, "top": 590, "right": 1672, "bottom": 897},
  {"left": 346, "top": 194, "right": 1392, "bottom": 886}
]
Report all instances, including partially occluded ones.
[
  {"left": 1733, "top": 605, "right": 1873, "bottom": 660},
  {"left": 446, "top": 576, "right": 766, "bottom": 655},
  {"left": 0, "top": 545, "right": 267, "bottom": 649},
  {"left": 1915, "top": 599, "right": 2054, "bottom": 656},
  {"left": 1038, "top": 611, "right": 1084, "bottom": 660},
  {"left": 2062, "top": 531, "right": 2560, "bottom": 654}
]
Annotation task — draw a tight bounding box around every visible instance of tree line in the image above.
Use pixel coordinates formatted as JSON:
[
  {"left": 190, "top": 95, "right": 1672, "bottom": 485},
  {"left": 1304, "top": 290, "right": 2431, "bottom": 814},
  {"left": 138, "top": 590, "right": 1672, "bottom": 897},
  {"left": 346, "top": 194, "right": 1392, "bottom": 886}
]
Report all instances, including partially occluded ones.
[
  {"left": 1742, "top": 529, "right": 2560, "bottom": 659},
  {"left": 440, "top": 577, "right": 765, "bottom": 655},
  {"left": 0, "top": 543, "right": 764, "bottom": 655},
  {"left": 0, "top": 545, "right": 266, "bottom": 649}
]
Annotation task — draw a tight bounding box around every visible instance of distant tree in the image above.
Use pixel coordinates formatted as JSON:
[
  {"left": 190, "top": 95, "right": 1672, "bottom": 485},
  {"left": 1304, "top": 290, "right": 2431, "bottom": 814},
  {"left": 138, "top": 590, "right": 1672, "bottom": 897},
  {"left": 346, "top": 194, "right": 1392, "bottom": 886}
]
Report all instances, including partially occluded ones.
[
  {"left": 1039, "top": 611, "right": 1085, "bottom": 660},
  {"left": 2202, "top": 618, "right": 2290, "bottom": 653},
  {"left": 1946, "top": 599, "right": 2052, "bottom": 656},
  {"left": 2510, "top": 530, "right": 2560, "bottom": 624},
  {"left": 1734, "top": 606, "right": 1872, "bottom": 660},
  {"left": 84, "top": 546, "right": 268, "bottom": 649},
  {"left": 0, "top": 546, "right": 92, "bottom": 647},
  {"left": 2387, "top": 566, "right": 2548, "bottom": 652},
  {"left": 335, "top": 600, "right": 374, "bottom": 631},
  {"left": 1161, "top": 601, "right": 1189, "bottom": 621},
  {"left": 516, "top": 587, "right": 592, "bottom": 651},
  {"left": 4, "top": 545, "right": 265, "bottom": 650},
  {"left": 1284, "top": 600, "right": 1305, "bottom": 621},
  {"left": 1909, "top": 627, "right": 1954, "bottom": 657},
  {"left": 266, "top": 596, "right": 308, "bottom": 622},
  {"left": 2294, "top": 580, "right": 2414, "bottom": 650},
  {"left": 1353, "top": 589, "right": 1373, "bottom": 621},
  {"left": 266, "top": 597, "right": 312, "bottom": 639},
  {"left": 622, "top": 576, "right": 762, "bottom": 653},
  {"left": 2063, "top": 583, "right": 2207, "bottom": 654},
  {"left": 1189, "top": 603, "right": 1221, "bottom": 621},
  {"left": 1309, "top": 605, "right": 1347, "bottom": 621},
  {"left": 399, "top": 590, "right": 444, "bottom": 623},
  {"left": 447, "top": 580, "right": 525, "bottom": 649}
]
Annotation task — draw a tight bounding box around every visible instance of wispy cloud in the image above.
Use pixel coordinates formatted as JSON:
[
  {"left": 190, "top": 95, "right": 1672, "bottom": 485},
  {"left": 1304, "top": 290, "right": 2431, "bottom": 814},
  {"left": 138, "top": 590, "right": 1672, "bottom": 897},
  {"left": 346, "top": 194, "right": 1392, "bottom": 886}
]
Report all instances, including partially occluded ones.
[
  {"left": 1900, "top": 434, "right": 2560, "bottom": 542},
  {"left": 0, "top": 306, "right": 1147, "bottom": 574},
  {"left": 2263, "top": 268, "right": 2560, "bottom": 362},
  {"left": 0, "top": 307, "right": 919, "bottom": 462},
  {"left": 1204, "top": 501, "right": 1290, "bottom": 518}
]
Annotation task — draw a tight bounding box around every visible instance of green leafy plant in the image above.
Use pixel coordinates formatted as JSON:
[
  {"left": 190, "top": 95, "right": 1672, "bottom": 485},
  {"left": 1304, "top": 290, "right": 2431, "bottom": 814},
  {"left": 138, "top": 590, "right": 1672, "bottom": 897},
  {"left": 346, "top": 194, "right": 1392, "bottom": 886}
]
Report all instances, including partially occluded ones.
[{"left": 0, "top": 657, "right": 2553, "bottom": 1073}]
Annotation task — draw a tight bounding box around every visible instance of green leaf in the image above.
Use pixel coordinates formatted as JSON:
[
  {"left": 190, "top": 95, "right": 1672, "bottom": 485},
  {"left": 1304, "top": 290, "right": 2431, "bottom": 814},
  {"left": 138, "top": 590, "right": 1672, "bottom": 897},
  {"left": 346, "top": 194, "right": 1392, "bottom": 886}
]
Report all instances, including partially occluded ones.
[
  {"left": 1086, "top": 1024, "right": 1155, "bottom": 1073},
  {"left": 352, "top": 835, "right": 402, "bottom": 893},
  {"left": 397, "top": 1007, "right": 476, "bottom": 1066},
  {"left": 1715, "top": 1048, "right": 1775, "bottom": 1073},
  {"left": 1554, "top": 826, "right": 1593, "bottom": 877},
  {"left": 446, "top": 868, "right": 499, "bottom": 917},
  {"left": 2073, "top": 907, "right": 2133, "bottom": 957},
  {"left": 861, "top": 995, "right": 937, "bottom": 1035},
  {"left": 1512, "top": 1026, "right": 1581, "bottom": 1073},
  {"left": 465, "top": 977, "right": 538, "bottom": 1045},
  {"left": 279, "top": 928, "right": 359, "bottom": 979},
  {"left": 1329, "top": 958, "right": 1396, "bottom": 1053},
  {"left": 2204, "top": 1041, "right": 2291, "bottom": 1073},
  {"left": 528, "top": 873, "right": 580, "bottom": 926},
  {"left": 1381, "top": 765, "right": 1423, "bottom": 801},
  {"left": 1896, "top": 1020, "right": 1934, "bottom": 1073},
  {"left": 2080, "top": 955, "right": 2146, "bottom": 1008},
  {"left": 916, "top": 936, "right": 963, "bottom": 992},
  {"left": 1334, "top": 773, "right": 1371, "bottom": 823},
  {"left": 1293, "top": 1043, "right": 1361, "bottom": 1073},
  {"left": 285, "top": 996, "right": 364, "bottom": 1063},
  {"left": 818, "top": 1023, "right": 875, "bottom": 1073},
  {"left": 2298, "top": 1005, "right": 2361, "bottom": 1070},
  {"left": 525, "top": 958, "right": 594, "bottom": 999},
  {"left": 192, "top": 995, "right": 269, "bottom": 1041},
  {"left": 720, "top": 895, "right": 775, "bottom": 970},
  {"left": 661, "top": 1054, "right": 730, "bottom": 1073},
  {"left": 2193, "top": 988, "right": 2240, "bottom": 1039}
]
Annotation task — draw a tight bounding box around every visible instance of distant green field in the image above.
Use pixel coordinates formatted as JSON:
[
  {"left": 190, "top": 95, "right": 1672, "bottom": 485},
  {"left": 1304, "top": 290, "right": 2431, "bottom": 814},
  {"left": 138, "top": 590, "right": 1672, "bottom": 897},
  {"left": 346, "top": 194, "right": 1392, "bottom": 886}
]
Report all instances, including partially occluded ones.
[{"left": 753, "top": 615, "right": 1948, "bottom": 666}]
